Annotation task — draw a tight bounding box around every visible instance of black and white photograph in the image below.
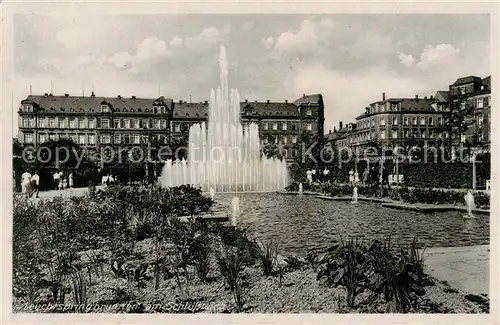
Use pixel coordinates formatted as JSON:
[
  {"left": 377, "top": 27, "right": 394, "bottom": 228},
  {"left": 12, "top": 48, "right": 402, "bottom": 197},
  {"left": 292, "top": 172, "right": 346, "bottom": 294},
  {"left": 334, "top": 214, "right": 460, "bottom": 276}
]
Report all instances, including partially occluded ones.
[{"left": 1, "top": 1, "right": 498, "bottom": 321}]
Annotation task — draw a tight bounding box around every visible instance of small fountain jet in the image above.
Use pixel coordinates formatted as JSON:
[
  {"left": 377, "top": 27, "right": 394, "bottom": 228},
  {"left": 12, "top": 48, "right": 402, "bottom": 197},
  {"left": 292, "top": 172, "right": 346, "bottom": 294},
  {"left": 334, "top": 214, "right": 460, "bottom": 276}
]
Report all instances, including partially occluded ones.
[
  {"left": 463, "top": 190, "right": 476, "bottom": 219},
  {"left": 351, "top": 186, "right": 359, "bottom": 204}
]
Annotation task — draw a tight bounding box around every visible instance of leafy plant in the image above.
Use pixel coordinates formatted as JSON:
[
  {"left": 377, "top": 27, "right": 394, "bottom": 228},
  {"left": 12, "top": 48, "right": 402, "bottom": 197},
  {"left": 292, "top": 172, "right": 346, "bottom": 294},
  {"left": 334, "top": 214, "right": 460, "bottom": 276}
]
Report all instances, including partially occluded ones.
[
  {"left": 216, "top": 245, "right": 246, "bottom": 312},
  {"left": 251, "top": 240, "right": 279, "bottom": 276}
]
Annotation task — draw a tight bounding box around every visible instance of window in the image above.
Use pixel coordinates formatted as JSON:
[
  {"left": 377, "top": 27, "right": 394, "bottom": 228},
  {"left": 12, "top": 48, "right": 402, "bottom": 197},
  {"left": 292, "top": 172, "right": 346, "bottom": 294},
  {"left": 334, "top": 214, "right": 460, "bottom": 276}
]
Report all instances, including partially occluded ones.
[
  {"left": 380, "top": 132, "right": 386, "bottom": 139},
  {"left": 69, "top": 119, "right": 76, "bottom": 128},
  {"left": 114, "top": 134, "right": 121, "bottom": 144},
  {"left": 143, "top": 119, "right": 149, "bottom": 128},
  {"left": 49, "top": 118, "right": 56, "bottom": 128},
  {"left": 88, "top": 134, "right": 95, "bottom": 145},
  {"left": 160, "top": 119, "right": 166, "bottom": 129},
  {"left": 403, "top": 117, "right": 409, "bottom": 125},
  {"left": 124, "top": 119, "right": 130, "bottom": 129},
  {"left": 476, "top": 98, "right": 483, "bottom": 108},
  {"left": 306, "top": 123, "right": 312, "bottom": 131},
  {"left": 101, "top": 118, "right": 110, "bottom": 129},
  {"left": 282, "top": 122, "right": 287, "bottom": 131},
  {"left": 23, "top": 117, "right": 34, "bottom": 128},
  {"left": 272, "top": 122, "right": 278, "bottom": 130},
  {"left": 78, "top": 134, "right": 85, "bottom": 144},
  {"left": 154, "top": 120, "right": 160, "bottom": 129},
  {"left": 405, "top": 130, "right": 411, "bottom": 138},
  {"left": 429, "top": 130, "right": 434, "bottom": 138},
  {"left": 123, "top": 134, "right": 130, "bottom": 144},
  {"left": 49, "top": 133, "right": 56, "bottom": 141},
  {"left": 39, "top": 134, "right": 46, "bottom": 143},
  {"left": 24, "top": 133, "right": 33, "bottom": 143},
  {"left": 79, "top": 119, "right": 85, "bottom": 129},
  {"left": 428, "top": 117, "right": 434, "bottom": 125},
  {"left": 421, "top": 130, "right": 426, "bottom": 138},
  {"left": 101, "top": 104, "right": 109, "bottom": 113},
  {"left": 412, "top": 117, "right": 417, "bottom": 125},
  {"left": 88, "top": 119, "right": 95, "bottom": 129},
  {"left": 420, "top": 117, "right": 425, "bottom": 125},
  {"left": 380, "top": 117, "right": 386, "bottom": 126},
  {"left": 114, "top": 119, "right": 121, "bottom": 129},
  {"left": 174, "top": 123, "right": 180, "bottom": 132},
  {"left": 134, "top": 134, "right": 140, "bottom": 144},
  {"left": 392, "top": 117, "right": 398, "bottom": 125},
  {"left": 370, "top": 119, "right": 375, "bottom": 126},
  {"left": 101, "top": 134, "right": 111, "bottom": 144},
  {"left": 392, "top": 130, "right": 398, "bottom": 139},
  {"left": 263, "top": 122, "right": 268, "bottom": 130},
  {"left": 292, "top": 135, "right": 297, "bottom": 143},
  {"left": 282, "top": 136, "right": 287, "bottom": 144},
  {"left": 274, "top": 137, "right": 278, "bottom": 144},
  {"left": 134, "top": 119, "right": 140, "bottom": 129},
  {"left": 264, "top": 137, "right": 268, "bottom": 144},
  {"left": 37, "top": 118, "right": 45, "bottom": 128},
  {"left": 291, "top": 124, "right": 296, "bottom": 131},
  {"left": 306, "top": 109, "right": 312, "bottom": 116},
  {"left": 437, "top": 117, "right": 442, "bottom": 125}
]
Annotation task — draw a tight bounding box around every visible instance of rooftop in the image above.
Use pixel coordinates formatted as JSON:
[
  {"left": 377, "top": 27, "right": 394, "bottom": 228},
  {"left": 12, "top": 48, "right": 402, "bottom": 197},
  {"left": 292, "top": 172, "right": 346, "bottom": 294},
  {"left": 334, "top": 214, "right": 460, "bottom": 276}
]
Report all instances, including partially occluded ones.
[{"left": 451, "top": 76, "right": 484, "bottom": 87}]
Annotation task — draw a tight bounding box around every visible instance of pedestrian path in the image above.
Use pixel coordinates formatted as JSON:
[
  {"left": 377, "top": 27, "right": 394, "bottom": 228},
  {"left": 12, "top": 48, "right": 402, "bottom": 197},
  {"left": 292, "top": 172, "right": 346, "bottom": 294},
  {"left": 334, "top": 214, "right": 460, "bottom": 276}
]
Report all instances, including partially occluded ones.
[{"left": 421, "top": 245, "right": 490, "bottom": 295}]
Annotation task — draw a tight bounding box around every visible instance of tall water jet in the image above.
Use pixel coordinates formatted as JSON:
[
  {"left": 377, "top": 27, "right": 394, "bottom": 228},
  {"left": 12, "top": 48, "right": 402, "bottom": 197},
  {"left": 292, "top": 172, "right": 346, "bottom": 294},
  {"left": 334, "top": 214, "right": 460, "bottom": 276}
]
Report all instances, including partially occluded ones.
[
  {"left": 464, "top": 190, "right": 476, "bottom": 219},
  {"left": 298, "top": 183, "right": 303, "bottom": 195},
  {"left": 160, "top": 45, "right": 289, "bottom": 192}
]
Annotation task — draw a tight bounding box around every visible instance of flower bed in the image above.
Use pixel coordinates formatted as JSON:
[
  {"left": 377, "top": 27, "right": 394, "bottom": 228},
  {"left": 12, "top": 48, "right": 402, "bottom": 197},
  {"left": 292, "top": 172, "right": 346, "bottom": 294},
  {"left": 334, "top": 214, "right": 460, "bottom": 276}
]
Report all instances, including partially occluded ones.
[{"left": 12, "top": 185, "right": 488, "bottom": 313}]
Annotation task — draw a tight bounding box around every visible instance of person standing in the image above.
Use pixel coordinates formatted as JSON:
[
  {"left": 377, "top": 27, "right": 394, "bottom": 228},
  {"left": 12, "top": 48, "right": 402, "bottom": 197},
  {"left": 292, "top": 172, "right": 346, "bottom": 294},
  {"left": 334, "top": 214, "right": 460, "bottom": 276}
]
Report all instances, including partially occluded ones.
[
  {"left": 349, "top": 169, "right": 354, "bottom": 184},
  {"left": 382, "top": 166, "right": 391, "bottom": 189},
  {"left": 362, "top": 168, "right": 369, "bottom": 185},
  {"left": 21, "top": 169, "right": 32, "bottom": 197},
  {"left": 69, "top": 172, "right": 74, "bottom": 188},
  {"left": 354, "top": 170, "right": 360, "bottom": 184},
  {"left": 323, "top": 168, "right": 330, "bottom": 183},
  {"left": 53, "top": 170, "right": 60, "bottom": 190},
  {"left": 30, "top": 171, "right": 40, "bottom": 198}
]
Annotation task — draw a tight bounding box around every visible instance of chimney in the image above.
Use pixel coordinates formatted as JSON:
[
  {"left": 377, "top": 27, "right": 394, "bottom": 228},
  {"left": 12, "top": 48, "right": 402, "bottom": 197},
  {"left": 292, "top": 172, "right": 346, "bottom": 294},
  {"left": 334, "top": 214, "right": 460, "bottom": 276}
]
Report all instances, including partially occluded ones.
[
  {"left": 339, "top": 121, "right": 343, "bottom": 130},
  {"left": 424, "top": 96, "right": 427, "bottom": 100},
  {"left": 329, "top": 130, "right": 332, "bottom": 134},
  {"left": 430, "top": 95, "right": 433, "bottom": 100},
  {"left": 131, "top": 95, "right": 136, "bottom": 99},
  {"left": 179, "top": 100, "right": 183, "bottom": 104},
  {"left": 91, "top": 91, "right": 95, "bottom": 97},
  {"left": 245, "top": 99, "right": 248, "bottom": 102},
  {"left": 267, "top": 99, "right": 270, "bottom": 103},
  {"left": 285, "top": 100, "right": 288, "bottom": 103},
  {"left": 117, "top": 95, "right": 122, "bottom": 99},
  {"left": 303, "top": 94, "right": 306, "bottom": 97},
  {"left": 204, "top": 100, "right": 208, "bottom": 105},
  {"left": 382, "top": 92, "right": 386, "bottom": 101},
  {"left": 44, "top": 93, "right": 48, "bottom": 97},
  {"left": 64, "top": 93, "right": 69, "bottom": 97},
  {"left": 415, "top": 94, "right": 418, "bottom": 100}
]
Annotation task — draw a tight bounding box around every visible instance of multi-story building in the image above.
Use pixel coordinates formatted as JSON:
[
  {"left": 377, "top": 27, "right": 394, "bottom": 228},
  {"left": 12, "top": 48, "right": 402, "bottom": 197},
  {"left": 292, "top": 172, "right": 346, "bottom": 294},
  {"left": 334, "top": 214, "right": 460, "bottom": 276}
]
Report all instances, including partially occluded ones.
[
  {"left": 17, "top": 92, "right": 324, "bottom": 163},
  {"left": 348, "top": 93, "right": 446, "bottom": 154},
  {"left": 434, "top": 75, "right": 491, "bottom": 147}
]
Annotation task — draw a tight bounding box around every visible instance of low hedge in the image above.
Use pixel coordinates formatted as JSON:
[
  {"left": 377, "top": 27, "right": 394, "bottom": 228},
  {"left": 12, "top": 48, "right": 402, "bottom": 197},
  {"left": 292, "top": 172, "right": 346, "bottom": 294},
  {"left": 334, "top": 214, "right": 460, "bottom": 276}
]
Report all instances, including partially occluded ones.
[{"left": 285, "top": 182, "right": 490, "bottom": 209}]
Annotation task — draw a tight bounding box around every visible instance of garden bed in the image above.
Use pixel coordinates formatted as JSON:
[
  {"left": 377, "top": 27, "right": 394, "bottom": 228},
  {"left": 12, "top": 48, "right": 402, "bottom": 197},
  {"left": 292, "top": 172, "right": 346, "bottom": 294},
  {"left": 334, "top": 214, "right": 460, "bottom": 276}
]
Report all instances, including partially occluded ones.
[{"left": 12, "top": 185, "right": 489, "bottom": 314}]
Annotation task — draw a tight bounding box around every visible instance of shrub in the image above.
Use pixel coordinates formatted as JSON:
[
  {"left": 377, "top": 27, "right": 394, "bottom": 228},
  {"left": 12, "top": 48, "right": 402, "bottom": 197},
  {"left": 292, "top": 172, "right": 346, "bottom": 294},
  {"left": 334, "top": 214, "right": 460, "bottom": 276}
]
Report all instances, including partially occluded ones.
[
  {"left": 216, "top": 245, "right": 246, "bottom": 312},
  {"left": 251, "top": 240, "right": 279, "bottom": 276}
]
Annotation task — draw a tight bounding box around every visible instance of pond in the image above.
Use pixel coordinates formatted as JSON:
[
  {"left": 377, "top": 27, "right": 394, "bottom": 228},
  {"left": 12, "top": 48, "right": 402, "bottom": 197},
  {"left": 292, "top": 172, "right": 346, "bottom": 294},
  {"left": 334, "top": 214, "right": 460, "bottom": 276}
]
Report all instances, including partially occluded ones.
[{"left": 215, "top": 193, "right": 490, "bottom": 255}]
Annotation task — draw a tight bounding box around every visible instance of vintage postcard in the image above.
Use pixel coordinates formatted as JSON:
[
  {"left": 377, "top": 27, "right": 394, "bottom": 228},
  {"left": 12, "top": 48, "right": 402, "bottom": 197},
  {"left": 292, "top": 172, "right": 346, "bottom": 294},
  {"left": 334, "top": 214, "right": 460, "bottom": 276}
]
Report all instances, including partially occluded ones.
[{"left": 1, "top": 0, "right": 498, "bottom": 324}]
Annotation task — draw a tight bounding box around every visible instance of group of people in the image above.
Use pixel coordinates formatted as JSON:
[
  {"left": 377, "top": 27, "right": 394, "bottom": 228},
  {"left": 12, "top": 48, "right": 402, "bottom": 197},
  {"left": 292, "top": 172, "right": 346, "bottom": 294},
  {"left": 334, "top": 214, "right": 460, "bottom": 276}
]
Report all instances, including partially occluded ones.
[
  {"left": 21, "top": 170, "right": 40, "bottom": 198},
  {"left": 52, "top": 170, "right": 74, "bottom": 190},
  {"left": 359, "top": 166, "right": 391, "bottom": 188}
]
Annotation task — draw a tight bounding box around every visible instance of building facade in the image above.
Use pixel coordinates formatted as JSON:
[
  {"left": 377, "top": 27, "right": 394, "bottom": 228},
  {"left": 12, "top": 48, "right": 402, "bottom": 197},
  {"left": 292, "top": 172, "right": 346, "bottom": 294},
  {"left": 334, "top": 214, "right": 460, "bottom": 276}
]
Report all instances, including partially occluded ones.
[{"left": 18, "top": 92, "right": 324, "bottom": 162}]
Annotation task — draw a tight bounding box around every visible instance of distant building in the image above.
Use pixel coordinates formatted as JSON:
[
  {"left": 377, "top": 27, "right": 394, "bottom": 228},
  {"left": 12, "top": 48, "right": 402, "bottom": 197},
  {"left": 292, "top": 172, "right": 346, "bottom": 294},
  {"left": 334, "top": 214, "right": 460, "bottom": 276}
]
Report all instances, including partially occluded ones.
[{"left": 17, "top": 92, "right": 324, "bottom": 163}]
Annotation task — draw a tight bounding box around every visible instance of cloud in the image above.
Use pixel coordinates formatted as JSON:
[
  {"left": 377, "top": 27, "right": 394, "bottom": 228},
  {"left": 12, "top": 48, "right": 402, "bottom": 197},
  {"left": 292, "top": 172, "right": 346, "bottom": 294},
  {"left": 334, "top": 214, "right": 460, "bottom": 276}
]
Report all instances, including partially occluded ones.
[
  {"left": 261, "top": 36, "right": 275, "bottom": 49},
  {"left": 274, "top": 20, "right": 318, "bottom": 51},
  {"left": 169, "top": 36, "right": 183, "bottom": 47},
  {"left": 399, "top": 52, "right": 415, "bottom": 67},
  {"left": 416, "top": 43, "right": 460, "bottom": 70},
  {"left": 107, "top": 37, "right": 172, "bottom": 72},
  {"left": 185, "top": 25, "right": 229, "bottom": 49}
]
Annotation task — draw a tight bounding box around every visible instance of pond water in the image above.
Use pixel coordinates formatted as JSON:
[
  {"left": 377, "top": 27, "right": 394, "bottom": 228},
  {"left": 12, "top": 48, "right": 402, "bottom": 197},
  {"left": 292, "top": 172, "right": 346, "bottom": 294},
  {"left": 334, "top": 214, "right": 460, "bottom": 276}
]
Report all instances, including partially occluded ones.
[{"left": 215, "top": 193, "right": 490, "bottom": 255}]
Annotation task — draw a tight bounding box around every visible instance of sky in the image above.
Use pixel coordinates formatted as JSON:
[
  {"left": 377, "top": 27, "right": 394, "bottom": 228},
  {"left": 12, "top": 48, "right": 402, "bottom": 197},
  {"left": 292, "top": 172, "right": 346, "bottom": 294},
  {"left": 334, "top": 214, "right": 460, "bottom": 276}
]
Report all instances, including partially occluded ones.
[{"left": 8, "top": 13, "right": 491, "bottom": 136}]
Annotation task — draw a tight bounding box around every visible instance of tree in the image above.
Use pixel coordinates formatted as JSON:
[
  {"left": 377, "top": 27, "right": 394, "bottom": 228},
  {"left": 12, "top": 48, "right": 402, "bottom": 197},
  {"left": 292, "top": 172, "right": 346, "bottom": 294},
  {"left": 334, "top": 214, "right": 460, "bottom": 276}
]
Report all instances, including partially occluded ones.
[{"left": 436, "top": 96, "right": 474, "bottom": 151}]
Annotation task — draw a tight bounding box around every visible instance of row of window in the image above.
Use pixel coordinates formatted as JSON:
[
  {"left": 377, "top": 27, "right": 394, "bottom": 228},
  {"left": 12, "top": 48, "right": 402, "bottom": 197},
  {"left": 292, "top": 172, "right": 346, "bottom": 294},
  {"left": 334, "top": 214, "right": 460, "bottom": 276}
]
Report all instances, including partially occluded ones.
[
  {"left": 262, "top": 135, "right": 298, "bottom": 145},
  {"left": 23, "top": 117, "right": 314, "bottom": 131},
  {"left": 262, "top": 122, "right": 313, "bottom": 131},
  {"left": 24, "top": 133, "right": 97, "bottom": 145},
  {"left": 359, "top": 116, "right": 443, "bottom": 129}
]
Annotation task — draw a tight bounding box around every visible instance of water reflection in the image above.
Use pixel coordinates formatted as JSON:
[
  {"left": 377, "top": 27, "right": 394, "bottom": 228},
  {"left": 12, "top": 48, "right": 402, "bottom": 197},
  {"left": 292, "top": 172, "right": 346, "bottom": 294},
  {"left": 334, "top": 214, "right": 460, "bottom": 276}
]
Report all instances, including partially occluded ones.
[{"left": 215, "top": 193, "right": 490, "bottom": 256}]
